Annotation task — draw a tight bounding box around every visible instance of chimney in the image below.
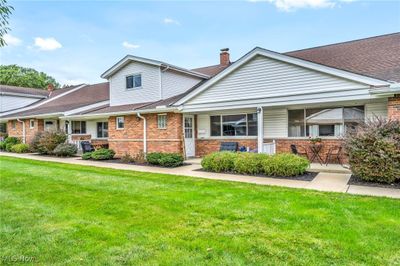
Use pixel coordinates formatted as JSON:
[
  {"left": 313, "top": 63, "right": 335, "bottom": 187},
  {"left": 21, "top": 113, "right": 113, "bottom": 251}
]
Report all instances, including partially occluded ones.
[
  {"left": 47, "top": 83, "right": 55, "bottom": 92},
  {"left": 220, "top": 48, "right": 230, "bottom": 66}
]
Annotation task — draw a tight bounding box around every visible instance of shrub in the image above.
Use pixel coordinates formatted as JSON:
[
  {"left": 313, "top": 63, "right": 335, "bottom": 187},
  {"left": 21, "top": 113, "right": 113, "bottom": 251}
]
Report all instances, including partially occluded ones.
[
  {"left": 262, "top": 153, "right": 309, "bottom": 176},
  {"left": 344, "top": 118, "right": 400, "bottom": 183},
  {"left": 133, "top": 151, "right": 146, "bottom": 164},
  {"left": 158, "top": 153, "right": 184, "bottom": 167},
  {"left": 3, "top": 137, "right": 21, "bottom": 151},
  {"left": 30, "top": 131, "right": 44, "bottom": 152},
  {"left": 81, "top": 152, "right": 93, "bottom": 160},
  {"left": 233, "top": 153, "right": 269, "bottom": 175},
  {"left": 146, "top": 152, "right": 184, "bottom": 167},
  {"left": 10, "top": 143, "right": 30, "bottom": 153},
  {"left": 53, "top": 143, "right": 77, "bottom": 157},
  {"left": 37, "top": 131, "right": 67, "bottom": 155},
  {"left": 201, "top": 152, "right": 236, "bottom": 172},
  {"left": 91, "top": 148, "right": 115, "bottom": 160},
  {"left": 0, "top": 141, "right": 5, "bottom": 151},
  {"left": 121, "top": 153, "right": 135, "bottom": 163}
]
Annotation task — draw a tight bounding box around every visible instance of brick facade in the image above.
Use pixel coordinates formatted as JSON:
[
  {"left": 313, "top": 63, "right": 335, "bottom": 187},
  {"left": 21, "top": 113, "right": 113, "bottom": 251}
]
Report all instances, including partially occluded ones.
[
  {"left": 388, "top": 94, "right": 400, "bottom": 120},
  {"left": 196, "top": 139, "right": 257, "bottom": 157},
  {"left": 7, "top": 119, "right": 44, "bottom": 144},
  {"left": 108, "top": 112, "right": 183, "bottom": 157}
]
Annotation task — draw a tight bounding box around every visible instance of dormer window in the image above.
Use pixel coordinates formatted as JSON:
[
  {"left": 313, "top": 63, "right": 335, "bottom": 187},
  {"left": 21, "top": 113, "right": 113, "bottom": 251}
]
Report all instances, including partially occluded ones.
[{"left": 126, "top": 74, "right": 142, "bottom": 89}]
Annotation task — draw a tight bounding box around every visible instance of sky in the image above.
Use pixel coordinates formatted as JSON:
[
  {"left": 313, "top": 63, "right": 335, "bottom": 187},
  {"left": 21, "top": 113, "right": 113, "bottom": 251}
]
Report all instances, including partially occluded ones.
[{"left": 1, "top": 0, "right": 399, "bottom": 85}]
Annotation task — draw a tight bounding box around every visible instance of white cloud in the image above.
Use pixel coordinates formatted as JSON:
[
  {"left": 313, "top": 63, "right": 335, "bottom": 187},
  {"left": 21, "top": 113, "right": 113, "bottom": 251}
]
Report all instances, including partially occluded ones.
[
  {"left": 34, "top": 37, "right": 62, "bottom": 51},
  {"left": 249, "top": 0, "right": 336, "bottom": 11},
  {"left": 163, "top": 18, "right": 180, "bottom": 25},
  {"left": 4, "top": 34, "right": 22, "bottom": 46},
  {"left": 122, "top": 41, "right": 140, "bottom": 49}
]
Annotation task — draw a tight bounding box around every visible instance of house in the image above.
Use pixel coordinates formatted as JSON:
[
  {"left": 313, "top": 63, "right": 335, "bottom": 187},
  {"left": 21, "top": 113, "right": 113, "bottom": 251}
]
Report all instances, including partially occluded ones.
[{"left": 1, "top": 33, "right": 399, "bottom": 160}]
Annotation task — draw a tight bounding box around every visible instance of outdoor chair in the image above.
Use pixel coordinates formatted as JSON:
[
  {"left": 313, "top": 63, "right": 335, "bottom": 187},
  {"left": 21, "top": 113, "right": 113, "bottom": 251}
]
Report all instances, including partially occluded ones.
[
  {"left": 290, "top": 144, "right": 309, "bottom": 160},
  {"left": 219, "top": 142, "right": 238, "bottom": 152},
  {"left": 324, "top": 146, "right": 343, "bottom": 166},
  {"left": 81, "top": 141, "right": 95, "bottom": 153}
]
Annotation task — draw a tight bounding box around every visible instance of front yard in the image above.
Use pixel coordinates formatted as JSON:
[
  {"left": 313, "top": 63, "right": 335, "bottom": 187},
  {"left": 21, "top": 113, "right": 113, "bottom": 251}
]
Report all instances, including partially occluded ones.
[{"left": 1, "top": 156, "right": 399, "bottom": 265}]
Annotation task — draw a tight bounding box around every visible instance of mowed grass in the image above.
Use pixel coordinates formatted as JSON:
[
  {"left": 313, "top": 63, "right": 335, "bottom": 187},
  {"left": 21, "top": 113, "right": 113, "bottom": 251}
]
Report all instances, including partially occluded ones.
[{"left": 0, "top": 156, "right": 399, "bottom": 265}]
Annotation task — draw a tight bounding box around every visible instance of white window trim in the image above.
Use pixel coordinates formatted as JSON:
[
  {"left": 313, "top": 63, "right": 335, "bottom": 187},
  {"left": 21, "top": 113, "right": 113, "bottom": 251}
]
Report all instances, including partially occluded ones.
[
  {"left": 29, "top": 119, "right": 35, "bottom": 129},
  {"left": 116, "top": 116, "right": 125, "bottom": 130},
  {"left": 210, "top": 113, "right": 258, "bottom": 137},
  {"left": 157, "top": 114, "right": 167, "bottom": 129},
  {"left": 125, "top": 73, "right": 142, "bottom": 90}
]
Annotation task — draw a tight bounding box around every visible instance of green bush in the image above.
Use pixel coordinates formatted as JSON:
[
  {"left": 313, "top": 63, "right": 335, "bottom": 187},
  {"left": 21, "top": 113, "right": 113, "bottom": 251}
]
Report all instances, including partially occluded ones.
[
  {"left": 53, "top": 143, "right": 77, "bottom": 157},
  {"left": 10, "top": 143, "right": 30, "bottom": 153},
  {"left": 234, "top": 153, "right": 269, "bottom": 175},
  {"left": 262, "top": 153, "right": 309, "bottom": 176},
  {"left": 202, "top": 152, "right": 309, "bottom": 176},
  {"left": 30, "top": 131, "right": 44, "bottom": 152},
  {"left": 201, "top": 152, "right": 236, "bottom": 172},
  {"left": 146, "top": 152, "right": 184, "bottom": 167},
  {"left": 91, "top": 148, "right": 115, "bottom": 160},
  {"left": 3, "top": 137, "right": 21, "bottom": 151},
  {"left": 0, "top": 141, "right": 6, "bottom": 151},
  {"left": 81, "top": 152, "right": 93, "bottom": 160},
  {"left": 37, "top": 131, "right": 67, "bottom": 155},
  {"left": 344, "top": 118, "right": 400, "bottom": 183}
]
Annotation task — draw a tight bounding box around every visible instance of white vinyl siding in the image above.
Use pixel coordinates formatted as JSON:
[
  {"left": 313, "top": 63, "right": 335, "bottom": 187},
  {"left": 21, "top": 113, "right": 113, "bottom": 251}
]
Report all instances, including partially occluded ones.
[
  {"left": 185, "top": 55, "right": 372, "bottom": 110},
  {"left": 161, "top": 70, "right": 202, "bottom": 99},
  {"left": 365, "top": 100, "right": 388, "bottom": 119},
  {"left": 84, "top": 120, "right": 109, "bottom": 138},
  {"left": 0, "top": 95, "right": 42, "bottom": 112},
  {"left": 263, "top": 108, "right": 288, "bottom": 138},
  {"left": 109, "top": 61, "right": 160, "bottom": 106}
]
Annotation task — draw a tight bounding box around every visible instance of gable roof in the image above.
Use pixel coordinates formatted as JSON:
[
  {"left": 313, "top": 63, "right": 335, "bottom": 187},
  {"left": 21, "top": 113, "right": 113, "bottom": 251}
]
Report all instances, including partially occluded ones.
[
  {"left": 101, "top": 55, "right": 210, "bottom": 79},
  {"left": 0, "top": 84, "right": 50, "bottom": 98},
  {"left": 1, "top": 83, "right": 109, "bottom": 119},
  {"left": 286, "top": 33, "right": 400, "bottom": 82},
  {"left": 191, "top": 64, "right": 230, "bottom": 77}
]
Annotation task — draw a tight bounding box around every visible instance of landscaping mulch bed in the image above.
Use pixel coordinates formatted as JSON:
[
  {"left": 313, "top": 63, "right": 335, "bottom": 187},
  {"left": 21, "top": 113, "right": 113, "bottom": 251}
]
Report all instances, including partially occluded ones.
[
  {"left": 93, "top": 158, "right": 191, "bottom": 168},
  {"left": 348, "top": 175, "right": 400, "bottom": 189},
  {"left": 195, "top": 168, "right": 318, "bottom": 181}
]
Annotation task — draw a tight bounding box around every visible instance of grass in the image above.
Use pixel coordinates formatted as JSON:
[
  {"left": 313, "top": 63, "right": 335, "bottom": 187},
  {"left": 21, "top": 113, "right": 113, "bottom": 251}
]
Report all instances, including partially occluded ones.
[{"left": 0, "top": 156, "right": 399, "bottom": 265}]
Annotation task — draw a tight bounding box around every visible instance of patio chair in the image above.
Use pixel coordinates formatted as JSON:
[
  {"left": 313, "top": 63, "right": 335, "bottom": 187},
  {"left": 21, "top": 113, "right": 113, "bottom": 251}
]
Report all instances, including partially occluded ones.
[
  {"left": 324, "top": 146, "right": 343, "bottom": 166},
  {"left": 219, "top": 142, "right": 238, "bottom": 152},
  {"left": 290, "top": 144, "right": 309, "bottom": 160},
  {"left": 81, "top": 141, "right": 95, "bottom": 153}
]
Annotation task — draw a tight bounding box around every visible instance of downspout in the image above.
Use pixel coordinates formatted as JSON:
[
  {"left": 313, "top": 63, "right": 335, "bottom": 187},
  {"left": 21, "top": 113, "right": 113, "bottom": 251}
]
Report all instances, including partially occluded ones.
[
  {"left": 17, "top": 118, "right": 26, "bottom": 143},
  {"left": 136, "top": 113, "right": 147, "bottom": 154}
]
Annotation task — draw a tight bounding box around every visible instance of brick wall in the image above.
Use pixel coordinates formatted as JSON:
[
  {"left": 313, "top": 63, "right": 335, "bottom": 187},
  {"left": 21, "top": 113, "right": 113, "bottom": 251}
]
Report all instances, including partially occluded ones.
[
  {"left": 388, "top": 94, "right": 400, "bottom": 120},
  {"left": 108, "top": 112, "right": 183, "bottom": 157},
  {"left": 7, "top": 119, "right": 44, "bottom": 144},
  {"left": 196, "top": 139, "right": 257, "bottom": 157}
]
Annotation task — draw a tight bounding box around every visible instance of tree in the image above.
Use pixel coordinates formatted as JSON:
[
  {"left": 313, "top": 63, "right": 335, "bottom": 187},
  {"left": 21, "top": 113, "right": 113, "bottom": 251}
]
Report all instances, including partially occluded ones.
[
  {"left": 0, "top": 65, "right": 61, "bottom": 89},
  {"left": 0, "top": 0, "right": 13, "bottom": 47}
]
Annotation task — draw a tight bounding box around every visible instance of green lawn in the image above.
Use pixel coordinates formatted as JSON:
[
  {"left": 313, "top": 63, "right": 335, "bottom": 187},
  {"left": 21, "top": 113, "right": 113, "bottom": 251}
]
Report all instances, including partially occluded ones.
[{"left": 1, "top": 156, "right": 399, "bottom": 265}]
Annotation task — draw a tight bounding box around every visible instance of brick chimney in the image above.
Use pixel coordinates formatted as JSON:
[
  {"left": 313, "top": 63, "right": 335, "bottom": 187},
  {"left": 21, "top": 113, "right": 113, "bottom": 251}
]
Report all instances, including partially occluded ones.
[
  {"left": 220, "top": 48, "right": 230, "bottom": 66},
  {"left": 47, "top": 83, "right": 55, "bottom": 92}
]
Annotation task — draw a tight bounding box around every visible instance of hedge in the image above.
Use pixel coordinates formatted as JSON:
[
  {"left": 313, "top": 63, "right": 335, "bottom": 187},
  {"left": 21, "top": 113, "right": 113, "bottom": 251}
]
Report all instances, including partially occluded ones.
[
  {"left": 201, "top": 152, "right": 309, "bottom": 177},
  {"left": 53, "top": 143, "right": 78, "bottom": 157},
  {"left": 146, "top": 152, "right": 184, "bottom": 167},
  {"left": 10, "top": 143, "right": 30, "bottom": 153},
  {"left": 90, "top": 149, "right": 115, "bottom": 160}
]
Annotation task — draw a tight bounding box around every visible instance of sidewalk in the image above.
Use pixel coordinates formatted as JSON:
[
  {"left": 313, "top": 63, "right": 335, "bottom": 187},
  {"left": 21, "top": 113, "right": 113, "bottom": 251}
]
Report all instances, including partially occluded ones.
[{"left": 1, "top": 152, "right": 399, "bottom": 199}]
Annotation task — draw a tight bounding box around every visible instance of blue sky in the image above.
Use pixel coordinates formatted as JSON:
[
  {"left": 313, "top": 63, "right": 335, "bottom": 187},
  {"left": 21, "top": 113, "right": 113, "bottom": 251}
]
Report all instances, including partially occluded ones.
[{"left": 1, "top": 0, "right": 399, "bottom": 85}]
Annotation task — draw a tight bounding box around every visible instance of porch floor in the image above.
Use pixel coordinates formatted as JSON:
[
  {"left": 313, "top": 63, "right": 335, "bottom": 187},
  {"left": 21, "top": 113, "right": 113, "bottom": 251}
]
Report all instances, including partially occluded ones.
[{"left": 1, "top": 152, "right": 398, "bottom": 199}]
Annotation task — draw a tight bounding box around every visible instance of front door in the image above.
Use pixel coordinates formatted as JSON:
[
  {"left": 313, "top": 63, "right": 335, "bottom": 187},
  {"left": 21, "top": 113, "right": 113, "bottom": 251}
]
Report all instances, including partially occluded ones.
[{"left": 184, "top": 115, "right": 195, "bottom": 157}]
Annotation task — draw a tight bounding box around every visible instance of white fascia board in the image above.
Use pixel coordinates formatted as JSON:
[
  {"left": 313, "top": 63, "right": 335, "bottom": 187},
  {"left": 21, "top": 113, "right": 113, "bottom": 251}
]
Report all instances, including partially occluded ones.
[
  {"left": 0, "top": 112, "right": 63, "bottom": 121},
  {"left": 63, "top": 101, "right": 110, "bottom": 116},
  {"left": 101, "top": 55, "right": 209, "bottom": 79},
  {"left": 175, "top": 47, "right": 391, "bottom": 105},
  {"left": 0, "top": 92, "right": 47, "bottom": 99},
  {"left": 0, "top": 84, "right": 87, "bottom": 117},
  {"left": 369, "top": 83, "right": 400, "bottom": 96}
]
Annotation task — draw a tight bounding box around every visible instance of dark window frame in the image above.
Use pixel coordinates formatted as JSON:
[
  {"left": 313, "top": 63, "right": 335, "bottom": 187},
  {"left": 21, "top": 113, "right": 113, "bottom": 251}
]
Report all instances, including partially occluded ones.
[
  {"left": 126, "top": 74, "right": 142, "bottom": 90},
  {"left": 97, "top": 122, "right": 108, "bottom": 138},
  {"left": 71, "top": 121, "right": 87, "bottom": 134},
  {"left": 210, "top": 113, "right": 258, "bottom": 137}
]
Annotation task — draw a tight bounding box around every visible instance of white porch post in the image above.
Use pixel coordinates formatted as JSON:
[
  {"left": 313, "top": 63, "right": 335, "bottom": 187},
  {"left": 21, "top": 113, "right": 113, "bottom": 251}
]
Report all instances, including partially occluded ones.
[
  {"left": 67, "top": 120, "right": 72, "bottom": 143},
  {"left": 257, "top": 106, "right": 264, "bottom": 153}
]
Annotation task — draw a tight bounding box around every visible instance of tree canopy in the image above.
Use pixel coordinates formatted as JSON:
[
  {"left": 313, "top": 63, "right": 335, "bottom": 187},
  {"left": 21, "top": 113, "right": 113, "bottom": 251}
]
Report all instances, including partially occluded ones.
[
  {"left": 0, "top": 65, "right": 60, "bottom": 89},
  {"left": 0, "top": 0, "right": 13, "bottom": 47}
]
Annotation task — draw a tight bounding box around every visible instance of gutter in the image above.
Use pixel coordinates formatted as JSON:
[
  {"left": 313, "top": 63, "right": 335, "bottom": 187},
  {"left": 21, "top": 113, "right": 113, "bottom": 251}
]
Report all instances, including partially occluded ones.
[
  {"left": 136, "top": 112, "right": 147, "bottom": 154},
  {"left": 369, "top": 83, "right": 400, "bottom": 96},
  {"left": 16, "top": 118, "right": 26, "bottom": 143}
]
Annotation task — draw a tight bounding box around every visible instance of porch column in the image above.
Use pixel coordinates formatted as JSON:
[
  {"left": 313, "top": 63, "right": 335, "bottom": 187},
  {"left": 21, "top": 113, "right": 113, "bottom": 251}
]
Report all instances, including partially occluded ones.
[
  {"left": 67, "top": 120, "right": 72, "bottom": 143},
  {"left": 257, "top": 107, "right": 264, "bottom": 153}
]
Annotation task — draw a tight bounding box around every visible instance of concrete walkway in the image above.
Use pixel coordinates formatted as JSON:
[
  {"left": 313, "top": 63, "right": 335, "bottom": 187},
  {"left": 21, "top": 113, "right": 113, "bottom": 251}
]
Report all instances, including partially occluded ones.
[{"left": 1, "top": 152, "right": 399, "bottom": 199}]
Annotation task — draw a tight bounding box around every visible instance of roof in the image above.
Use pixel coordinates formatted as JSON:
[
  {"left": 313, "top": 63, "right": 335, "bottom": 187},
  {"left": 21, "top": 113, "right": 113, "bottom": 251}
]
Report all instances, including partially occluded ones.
[
  {"left": 101, "top": 55, "right": 210, "bottom": 79},
  {"left": 191, "top": 64, "right": 230, "bottom": 77},
  {"left": 0, "top": 84, "right": 50, "bottom": 97},
  {"left": 286, "top": 33, "right": 400, "bottom": 82},
  {"left": 1, "top": 82, "right": 109, "bottom": 118}
]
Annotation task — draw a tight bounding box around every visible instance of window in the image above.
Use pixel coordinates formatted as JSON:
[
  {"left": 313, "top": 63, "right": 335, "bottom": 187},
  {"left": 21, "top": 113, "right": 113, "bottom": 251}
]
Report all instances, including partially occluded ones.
[
  {"left": 210, "top": 113, "right": 258, "bottom": 137},
  {"left": 44, "top": 120, "right": 55, "bottom": 131},
  {"left": 11, "top": 120, "right": 16, "bottom": 130},
  {"left": 97, "top": 122, "right": 108, "bottom": 138},
  {"left": 126, "top": 74, "right": 142, "bottom": 89},
  {"left": 116, "top": 117, "right": 124, "bottom": 129},
  {"left": 30, "top": 119, "right": 35, "bottom": 129},
  {"left": 157, "top": 114, "right": 167, "bottom": 129},
  {"left": 71, "top": 121, "right": 86, "bottom": 134},
  {"left": 0, "top": 123, "right": 7, "bottom": 133},
  {"left": 288, "top": 106, "right": 364, "bottom": 137}
]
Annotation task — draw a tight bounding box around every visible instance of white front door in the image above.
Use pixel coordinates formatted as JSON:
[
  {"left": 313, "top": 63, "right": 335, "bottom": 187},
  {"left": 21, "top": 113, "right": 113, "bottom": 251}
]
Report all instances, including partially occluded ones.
[{"left": 184, "top": 115, "right": 195, "bottom": 157}]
